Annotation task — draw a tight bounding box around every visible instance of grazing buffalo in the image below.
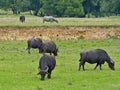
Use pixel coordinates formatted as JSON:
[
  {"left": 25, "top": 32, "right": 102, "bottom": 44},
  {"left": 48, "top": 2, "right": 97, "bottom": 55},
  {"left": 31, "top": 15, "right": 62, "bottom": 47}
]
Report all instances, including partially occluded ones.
[
  {"left": 27, "top": 38, "right": 43, "bottom": 54},
  {"left": 40, "top": 41, "right": 58, "bottom": 56},
  {"left": 37, "top": 54, "right": 56, "bottom": 80},
  {"left": 19, "top": 16, "right": 25, "bottom": 22},
  {"left": 78, "top": 49, "right": 115, "bottom": 71},
  {"left": 43, "top": 16, "right": 58, "bottom": 23}
]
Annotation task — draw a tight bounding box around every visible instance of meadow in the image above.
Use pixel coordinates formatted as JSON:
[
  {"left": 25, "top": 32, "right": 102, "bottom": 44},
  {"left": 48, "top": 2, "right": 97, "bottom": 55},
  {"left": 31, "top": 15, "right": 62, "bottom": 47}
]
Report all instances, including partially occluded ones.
[
  {"left": 0, "top": 15, "right": 120, "bottom": 27},
  {"left": 0, "top": 15, "right": 120, "bottom": 90},
  {"left": 0, "top": 39, "right": 120, "bottom": 90}
]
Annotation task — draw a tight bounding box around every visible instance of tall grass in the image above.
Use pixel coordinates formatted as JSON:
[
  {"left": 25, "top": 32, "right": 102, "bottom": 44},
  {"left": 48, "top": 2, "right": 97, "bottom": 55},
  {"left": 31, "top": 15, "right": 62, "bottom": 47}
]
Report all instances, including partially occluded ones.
[
  {"left": 0, "top": 39, "right": 120, "bottom": 90},
  {"left": 0, "top": 15, "right": 120, "bottom": 27}
]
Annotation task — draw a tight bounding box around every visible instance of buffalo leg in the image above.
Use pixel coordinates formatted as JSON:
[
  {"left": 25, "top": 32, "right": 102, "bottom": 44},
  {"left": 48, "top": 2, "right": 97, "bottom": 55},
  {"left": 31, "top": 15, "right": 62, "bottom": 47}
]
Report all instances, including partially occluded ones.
[
  {"left": 99, "top": 64, "right": 102, "bottom": 70},
  {"left": 78, "top": 63, "right": 81, "bottom": 71},
  {"left": 82, "top": 63, "right": 85, "bottom": 71},
  {"left": 79, "top": 61, "right": 85, "bottom": 71},
  {"left": 28, "top": 48, "right": 30, "bottom": 54},
  {"left": 38, "top": 48, "right": 41, "bottom": 53},
  {"left": 27, "top": 43, "right": 31, "bottom": 54},
  {"left": 94, "top": 63, "right": 99, "bottom": 70},
  {"left": 47, "top": 71, "right": 51, "bottom": 79}
]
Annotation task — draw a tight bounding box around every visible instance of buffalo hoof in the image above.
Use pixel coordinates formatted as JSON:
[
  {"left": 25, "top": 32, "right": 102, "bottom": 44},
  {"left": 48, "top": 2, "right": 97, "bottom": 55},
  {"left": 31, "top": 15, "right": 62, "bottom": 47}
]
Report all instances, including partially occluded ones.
[
  {"left": 47, "top": 77, "right": 51, "bottom": 79},
  {"left": 40, "top": 78, "right": 44, "bottom": 81}
]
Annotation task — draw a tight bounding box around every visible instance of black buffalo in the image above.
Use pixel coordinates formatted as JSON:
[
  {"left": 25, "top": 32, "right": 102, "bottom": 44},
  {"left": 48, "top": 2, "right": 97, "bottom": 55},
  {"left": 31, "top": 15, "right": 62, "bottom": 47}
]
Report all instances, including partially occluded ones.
[
  {"left": 19, "top": 16, "right": 25, "bottom": 22},
  {"left": 27, "top": 38, "right": 43, "bottom": 54},
  {"left": 78, "top": 49, "right": 115, "bottom": 71},
  {"left": 43, "top": 16, "right": 58, "bottom": 23},
  {"left": 37, "top": 54, "right": 56, "bottom": 80},
  {"left": 40, "top": 41, "right": 58, "bottom": 56}
]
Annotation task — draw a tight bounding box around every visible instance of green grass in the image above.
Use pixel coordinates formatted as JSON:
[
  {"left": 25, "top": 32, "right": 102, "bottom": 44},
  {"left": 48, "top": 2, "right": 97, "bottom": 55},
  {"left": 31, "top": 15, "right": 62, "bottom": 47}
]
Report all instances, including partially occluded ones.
[
  {"left": 0, "top": 39, "right": 120, "bottom": 90},
  {"left": 0, "top": 15, "right": 120, "bottom": 27}
]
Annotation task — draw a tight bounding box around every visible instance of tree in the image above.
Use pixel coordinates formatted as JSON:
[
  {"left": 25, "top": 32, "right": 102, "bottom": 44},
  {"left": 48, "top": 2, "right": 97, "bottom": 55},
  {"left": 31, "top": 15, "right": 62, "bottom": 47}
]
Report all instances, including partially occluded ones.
[
  {"left": 9, "top": 0, "right": 30, "bottom": 14},
  {"left": 113, "top": 0, "right": 120, "bottom": 15},
  {"left": 0, "top": 0, "right": 119, "bottom": 17},
  {"left": 64, "top": 0, "right": 84, "bottom": 17},
  {"left": 0, "top": 0, "right": 41, "bottom": 15},
  {"left": 82, "top": 0, "right": 100, "bottom": 17},
  {"left": 40, "top": 0, "right": 84, "bottom": 17},
  {"left": 0, "top": 0, "right": 10, "bottom": 10},
  {"left": 39, "top": 0, "right": 58, "bottom": 16},
  {"left": 100, "top": 0, "right": 120, "bottom": 16},
  {"left": 29, "top": 0, "right": 42, "bottom": 16}
]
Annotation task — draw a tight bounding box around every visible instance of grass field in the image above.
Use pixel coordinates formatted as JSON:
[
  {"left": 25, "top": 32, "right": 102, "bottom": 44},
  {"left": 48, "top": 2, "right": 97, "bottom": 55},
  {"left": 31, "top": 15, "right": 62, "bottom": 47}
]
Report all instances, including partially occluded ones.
[
  {"left": 0, "top": 39, "right": 120, "bottom": 90},
  {"left": 0, "top": 15, "right": 120, "bottom": 90},
  {"left": 0, "top": 15, "right": 120, "bottom": 27}
]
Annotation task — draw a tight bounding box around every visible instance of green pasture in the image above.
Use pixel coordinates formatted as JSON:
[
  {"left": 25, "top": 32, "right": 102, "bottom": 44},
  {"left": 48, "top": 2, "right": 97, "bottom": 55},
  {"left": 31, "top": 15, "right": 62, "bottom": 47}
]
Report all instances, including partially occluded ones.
[
  {"left": 0, "top": 39, "right": 120, "bottom": 90},
  {"left": 0, "top": 15, "right": 120, "bottom": 27}
]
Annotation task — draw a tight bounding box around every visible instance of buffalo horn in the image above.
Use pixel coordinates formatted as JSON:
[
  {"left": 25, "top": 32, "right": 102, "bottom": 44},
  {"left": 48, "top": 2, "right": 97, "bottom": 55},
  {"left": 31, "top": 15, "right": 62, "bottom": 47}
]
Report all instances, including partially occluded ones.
[
  {"left": 39, "top": 66, "right": 49, "bottom": 72},
  {"left": 45, "top": 66, "right": 49, "bottom": 72}
]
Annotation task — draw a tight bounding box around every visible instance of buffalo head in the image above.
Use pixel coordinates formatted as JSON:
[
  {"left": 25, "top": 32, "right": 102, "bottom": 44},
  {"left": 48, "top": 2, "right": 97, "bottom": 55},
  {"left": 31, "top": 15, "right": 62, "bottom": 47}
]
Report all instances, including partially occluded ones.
[
  {"left": 108, "top": 59, "right": 115, "bottom": 70},
  {"left": 37, "top": 66, "right": 49, "bottom": 80}
]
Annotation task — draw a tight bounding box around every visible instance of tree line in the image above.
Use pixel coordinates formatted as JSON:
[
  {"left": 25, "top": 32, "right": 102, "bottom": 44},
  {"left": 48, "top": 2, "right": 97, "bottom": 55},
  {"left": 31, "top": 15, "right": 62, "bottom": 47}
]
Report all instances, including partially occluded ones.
[{"left": 0, "top": 0, "right": 120, "bottom": 17}]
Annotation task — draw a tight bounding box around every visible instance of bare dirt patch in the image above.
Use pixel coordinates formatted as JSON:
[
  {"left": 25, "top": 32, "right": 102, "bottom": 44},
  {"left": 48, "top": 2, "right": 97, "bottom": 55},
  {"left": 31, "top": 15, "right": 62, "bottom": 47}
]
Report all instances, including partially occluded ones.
[{"left": 0, "top": 27, "right": 120, "bottom": 40}]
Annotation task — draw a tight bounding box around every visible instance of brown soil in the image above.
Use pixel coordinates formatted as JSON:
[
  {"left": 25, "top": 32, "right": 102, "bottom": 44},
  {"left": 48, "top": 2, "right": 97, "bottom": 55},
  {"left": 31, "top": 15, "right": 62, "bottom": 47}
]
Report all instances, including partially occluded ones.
[{"left": 0, "top": 27, "right": 120, "bottom": 40}]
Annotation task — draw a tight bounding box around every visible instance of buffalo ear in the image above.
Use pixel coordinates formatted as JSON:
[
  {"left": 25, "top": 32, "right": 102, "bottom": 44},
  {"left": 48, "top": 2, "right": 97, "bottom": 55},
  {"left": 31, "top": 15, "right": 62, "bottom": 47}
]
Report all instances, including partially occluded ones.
[{"left": 37, "top": 72, "right": 40, "bottom": 75}]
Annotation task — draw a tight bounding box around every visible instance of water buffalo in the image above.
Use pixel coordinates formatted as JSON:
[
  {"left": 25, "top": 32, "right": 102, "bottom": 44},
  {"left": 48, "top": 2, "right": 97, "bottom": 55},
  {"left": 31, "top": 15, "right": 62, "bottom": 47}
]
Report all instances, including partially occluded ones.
[
  {"left": 19, "top": 16, "right": 25, "bottom": 22},
  {"left": 27, "top": 38, "right": 43, "bottom": 54},
  {"left": 78, "top": 49, "right": 115, "bottom": 71},
  {"left": 40, "top": 41, "right": 58, "bottom": 56},
  {"left": 43, "top": 16, "right": 58, "bottom": 23},
  {"left": 37, "top": 54, "right": 56, "bottom": 80}
]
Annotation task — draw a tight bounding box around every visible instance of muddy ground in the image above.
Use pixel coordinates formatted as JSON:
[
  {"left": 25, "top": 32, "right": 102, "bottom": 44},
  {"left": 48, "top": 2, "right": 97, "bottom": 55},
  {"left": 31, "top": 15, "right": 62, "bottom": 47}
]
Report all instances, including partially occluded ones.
[{"left": 0, "top": 27, "right": 120, "bottom": 40}]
